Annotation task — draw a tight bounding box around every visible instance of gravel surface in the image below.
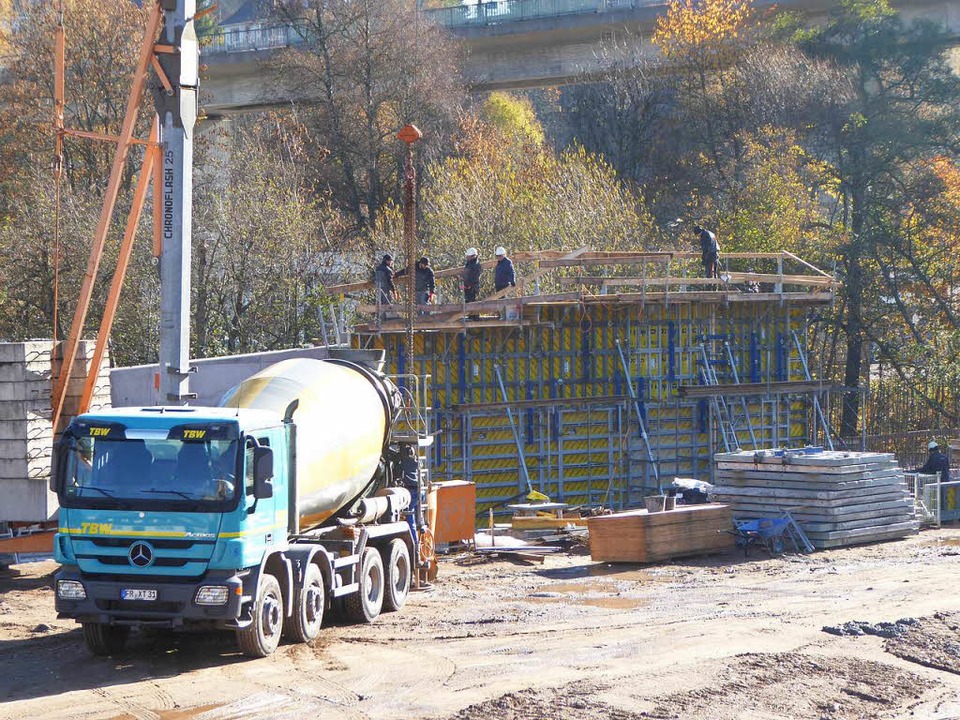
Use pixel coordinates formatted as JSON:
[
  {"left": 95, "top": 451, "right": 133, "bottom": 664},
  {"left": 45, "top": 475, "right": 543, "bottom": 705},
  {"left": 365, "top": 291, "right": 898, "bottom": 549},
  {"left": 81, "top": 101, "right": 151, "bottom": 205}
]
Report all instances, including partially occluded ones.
[{"left": 3, "top": 530, "right": 960, "bottom": 719}]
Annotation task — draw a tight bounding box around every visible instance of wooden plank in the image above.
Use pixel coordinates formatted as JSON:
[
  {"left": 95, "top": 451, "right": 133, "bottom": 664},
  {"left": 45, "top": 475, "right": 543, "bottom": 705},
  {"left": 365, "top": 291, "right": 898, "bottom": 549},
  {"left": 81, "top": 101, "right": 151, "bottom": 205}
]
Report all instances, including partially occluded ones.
[
  {"left": 710, "top": 487, "right": 909, "bottom": 503},
  {"left": 588, "top": 504, "right": 734, "bottom": 563},
  {"left": 0, "top": 531, "right": 55, "bottom": 554},
  {"left": 814, "top": 527, "right": 919, "bottom": 549},
  {"left": 511, "top": 515, "right": 586, "bottom": 530},
  {"left": 441, "top": 247, "right": 591, "bottom": 325},
  {"left": 580, "top": 291, "right": 833, "bottom": 305},
  {"left": 679, "top": 380, "right": 838, "bottom": 399},
  {"left": 803, "top": 521, "right": 919, "bottom": 541},
  {"left": 782, "top": 250, "right": 834, "bottom": 279},
  {"left": 557, "top": 273, "right": 836, "bottom": 288}
]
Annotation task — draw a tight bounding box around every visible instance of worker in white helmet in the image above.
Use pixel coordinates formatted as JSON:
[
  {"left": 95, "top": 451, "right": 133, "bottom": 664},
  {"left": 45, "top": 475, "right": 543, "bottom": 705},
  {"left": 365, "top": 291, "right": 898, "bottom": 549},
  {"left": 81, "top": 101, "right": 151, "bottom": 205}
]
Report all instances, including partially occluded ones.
[
  {"left": 462, "top": 247, "right": 481, "bottom": 303},
  {"left": 913, "top": 440, "right": 951, "bottom": 483},
  {"left": 493, "top": 246, "right": 516, "bottom": 292}
]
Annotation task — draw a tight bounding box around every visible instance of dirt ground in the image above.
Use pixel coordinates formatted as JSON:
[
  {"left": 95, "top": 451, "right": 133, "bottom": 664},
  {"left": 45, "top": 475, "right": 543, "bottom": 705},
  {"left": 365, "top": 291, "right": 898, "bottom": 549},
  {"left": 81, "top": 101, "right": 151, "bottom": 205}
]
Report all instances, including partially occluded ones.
[{"left": 4, "top": 530, "right": 960, "bottom": 720}]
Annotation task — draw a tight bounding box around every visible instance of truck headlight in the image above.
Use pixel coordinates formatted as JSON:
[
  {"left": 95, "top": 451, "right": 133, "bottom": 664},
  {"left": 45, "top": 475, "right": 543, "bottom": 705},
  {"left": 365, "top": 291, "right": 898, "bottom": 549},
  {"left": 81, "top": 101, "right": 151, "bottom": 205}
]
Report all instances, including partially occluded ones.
[
  {"left": 195, "top": 585, "right": 229, "bottom": 605},
  {"left": 57, "top": 580, "right": 86, "bottom": 600}
]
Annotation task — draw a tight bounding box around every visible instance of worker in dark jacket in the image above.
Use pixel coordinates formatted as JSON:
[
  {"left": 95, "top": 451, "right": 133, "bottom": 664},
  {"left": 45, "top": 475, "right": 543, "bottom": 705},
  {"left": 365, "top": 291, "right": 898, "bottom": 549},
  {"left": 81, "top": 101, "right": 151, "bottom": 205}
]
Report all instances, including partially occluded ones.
[
  {"left": 493, "top": 246, "right": 516, "bottom": 292},
  {"left": 462, "top": 247, "right": 482, "bottom": 302},
  {"left": 415, "top": 256, "right": 436, "bottom": 304},
  {"left": 914, "top": 440, "right": 951, "bottom": 483},
  {"left": 694, "top": 224, "right": 720, "bottom": 279},
  {"left": 374, "top": 253, "right": 396, "bottom": 305}
]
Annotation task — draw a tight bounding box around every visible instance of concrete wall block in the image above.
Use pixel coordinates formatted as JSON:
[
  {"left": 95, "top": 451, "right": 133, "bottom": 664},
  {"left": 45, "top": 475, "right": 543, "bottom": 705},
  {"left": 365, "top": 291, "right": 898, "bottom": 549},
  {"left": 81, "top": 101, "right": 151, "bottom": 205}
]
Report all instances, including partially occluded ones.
[
  {"left": 0, "top": 381, "right": 53, "bottom": 402},
  {"left": 0, "top": 363, "right": 52, "bottom": 383},
  {"left": 0, "top": 457, "right": 49, "bottom": 479},
  {"left": 0, "top": 421, "right": 52, "bottom": 442},
  {"left": 0, "top": 477, "right": 57, "bottom": 522},
  {"left": 0, "top": 342, "right": 53, "bottom": 364},
  {"left": 0, "top": 401, "right": 51, "bottom": 422},
  {"left": 0, "top": 437, "right": 53, "bottom": 460}
]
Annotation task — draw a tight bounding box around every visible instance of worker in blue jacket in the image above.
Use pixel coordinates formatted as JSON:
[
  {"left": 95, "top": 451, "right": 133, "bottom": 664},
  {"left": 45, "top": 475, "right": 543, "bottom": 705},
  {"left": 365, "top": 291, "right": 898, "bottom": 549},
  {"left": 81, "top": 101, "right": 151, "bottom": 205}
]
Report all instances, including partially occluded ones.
[
  {"left": 494, "top": 246, "right": 516, "bottom": 291},
  {"left": 914, "top": 440, "right": 951, "bottom": 483}
]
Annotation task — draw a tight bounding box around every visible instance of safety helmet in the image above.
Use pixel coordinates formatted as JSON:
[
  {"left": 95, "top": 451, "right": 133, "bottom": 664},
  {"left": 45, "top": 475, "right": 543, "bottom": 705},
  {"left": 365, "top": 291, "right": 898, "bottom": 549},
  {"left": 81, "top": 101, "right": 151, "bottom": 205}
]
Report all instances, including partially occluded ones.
[
  {"left": 465, "top": 247, "right": 478, "bottom": 258},
  {"left": 495, "top": 246, "right": 506, "bottom": 257},
  {"left": 929, "top": 440, "right": 939, "bottom": 450}
]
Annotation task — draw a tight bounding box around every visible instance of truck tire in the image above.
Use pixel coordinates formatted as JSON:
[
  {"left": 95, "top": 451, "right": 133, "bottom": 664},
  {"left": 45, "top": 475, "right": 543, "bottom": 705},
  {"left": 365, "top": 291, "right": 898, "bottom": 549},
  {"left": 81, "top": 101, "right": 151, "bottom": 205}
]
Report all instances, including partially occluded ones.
[
  {"left": 382, "top": 538, "right": 411, "bottom": 612},
  {"left": 82, "top": 622, "right": 130, "bottom": 656},
  {"left": 284, "top": 563, "right": 325, "bottom": 643},
  {"left": 236, "top": 573, "right": 283, "bottom": 657},
  {"left": 345, "top": 547, "right": 384, "bottom": 623}
]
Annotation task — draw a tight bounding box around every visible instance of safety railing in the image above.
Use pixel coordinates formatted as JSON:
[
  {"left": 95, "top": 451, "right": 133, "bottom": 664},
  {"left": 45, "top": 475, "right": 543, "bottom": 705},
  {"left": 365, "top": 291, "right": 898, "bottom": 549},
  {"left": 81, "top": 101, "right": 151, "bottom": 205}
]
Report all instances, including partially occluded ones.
[
  {"left": 201, "top": 0, "right": 654, "bottom": 55},
  {"left": 202, "top": 24, "right": 305, "bottom": 54},
  {"left": 424, "top": 0, "right": 653, "bottom": 27}
]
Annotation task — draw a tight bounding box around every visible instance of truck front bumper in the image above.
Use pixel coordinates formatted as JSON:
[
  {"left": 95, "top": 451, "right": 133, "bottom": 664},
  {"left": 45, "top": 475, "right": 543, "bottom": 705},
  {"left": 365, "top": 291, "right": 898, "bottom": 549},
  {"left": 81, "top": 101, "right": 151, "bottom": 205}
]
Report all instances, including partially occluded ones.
[{"left": 54, "top": 567, "right": 246, "bottom": 628}]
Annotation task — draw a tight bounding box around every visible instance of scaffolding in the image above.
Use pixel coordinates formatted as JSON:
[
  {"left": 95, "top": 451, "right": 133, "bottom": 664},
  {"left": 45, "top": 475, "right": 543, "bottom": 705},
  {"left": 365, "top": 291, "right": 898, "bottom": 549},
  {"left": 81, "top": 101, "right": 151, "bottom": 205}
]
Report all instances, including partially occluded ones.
[{"left": 335, "top": 249, "right": 838, "bottom": 516}]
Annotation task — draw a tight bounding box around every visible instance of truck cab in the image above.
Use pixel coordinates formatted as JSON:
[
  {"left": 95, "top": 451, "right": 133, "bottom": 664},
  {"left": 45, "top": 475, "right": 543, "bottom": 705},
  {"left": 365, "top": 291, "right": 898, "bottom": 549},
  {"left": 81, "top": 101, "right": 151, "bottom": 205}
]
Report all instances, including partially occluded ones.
[{"left": 51, "top": 402, "right": 420, "bottom": 657}]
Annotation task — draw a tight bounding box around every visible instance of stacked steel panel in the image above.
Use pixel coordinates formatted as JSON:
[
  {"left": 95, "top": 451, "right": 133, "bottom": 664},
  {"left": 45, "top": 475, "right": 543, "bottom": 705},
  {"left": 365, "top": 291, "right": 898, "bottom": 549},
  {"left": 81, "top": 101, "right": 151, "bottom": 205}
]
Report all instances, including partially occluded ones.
[
  {"left": 710, "top": 449, "right": 918, "bottom": 549},
  {"left": 0, "top": 341, "right": 110, "bottom": 522}
]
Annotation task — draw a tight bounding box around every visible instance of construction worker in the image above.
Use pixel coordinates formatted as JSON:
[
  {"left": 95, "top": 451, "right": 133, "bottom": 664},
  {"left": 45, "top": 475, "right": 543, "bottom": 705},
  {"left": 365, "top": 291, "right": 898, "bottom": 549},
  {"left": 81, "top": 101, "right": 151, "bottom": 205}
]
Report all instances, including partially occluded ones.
[
  {"left": 462, "top": 248, "right": 482, "bottom": 303},
  {"left": 416, "top": 256, "right": 436, "bottom": 304},
  {"left": 914, "top": 440, "right": 950, "bottom": 484},
  {"left": 694, "top": 224, "right": 720, "bottom": 279},
  {"left": 374, "top": 253, "right": 396, "bottom": 305},
  {"left": 493, "top": 246, "right": 516, "bottom": 292}
]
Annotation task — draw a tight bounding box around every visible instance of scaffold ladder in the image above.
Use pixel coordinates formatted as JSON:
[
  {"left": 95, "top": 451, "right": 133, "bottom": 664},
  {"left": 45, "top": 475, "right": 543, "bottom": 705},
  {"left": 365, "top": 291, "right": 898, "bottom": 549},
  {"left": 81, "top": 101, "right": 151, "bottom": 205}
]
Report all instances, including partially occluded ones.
[
  {"left": 697, "top": 345, "right": 738, "bottom": 453},
  {"left": 791, "top": 330, "right": 835, "bottom": 451},
  {"left": 615, "top": 340, "right": 660, "bottom": 490},
  {"left": 723, "top": 341, "right": 759, "bottom": 448}
]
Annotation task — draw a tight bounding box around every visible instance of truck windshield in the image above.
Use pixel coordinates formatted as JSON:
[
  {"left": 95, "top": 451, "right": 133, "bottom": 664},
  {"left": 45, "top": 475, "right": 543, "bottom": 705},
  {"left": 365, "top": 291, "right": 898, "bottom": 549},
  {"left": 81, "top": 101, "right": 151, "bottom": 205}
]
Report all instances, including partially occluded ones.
[{"left": 63, "top": 435, "right": 240, "bottom": 508}]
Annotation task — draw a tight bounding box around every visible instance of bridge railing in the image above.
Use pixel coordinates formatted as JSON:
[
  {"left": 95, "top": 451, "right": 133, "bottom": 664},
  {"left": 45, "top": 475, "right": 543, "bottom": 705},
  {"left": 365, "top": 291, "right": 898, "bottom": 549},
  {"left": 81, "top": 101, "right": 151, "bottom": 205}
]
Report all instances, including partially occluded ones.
[
  {"left": 201, "top": 0, "right": 653, "bottom": 55},
  {"left": 202, "top": 24, "right": 304, "bottom": 54},
  {"left": 423, "top": 0, "right": 649, "bottom": 28}
]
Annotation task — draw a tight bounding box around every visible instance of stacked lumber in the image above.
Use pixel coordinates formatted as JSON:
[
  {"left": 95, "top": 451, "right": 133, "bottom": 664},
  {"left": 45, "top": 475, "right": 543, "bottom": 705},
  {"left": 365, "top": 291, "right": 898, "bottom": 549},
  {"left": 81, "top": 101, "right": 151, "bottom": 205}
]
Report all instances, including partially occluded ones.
[
  {"left": 587, "top": 504, "right": 734, "bottom": 563},
  {"left": 710, "top": 449, "right": 918, "bottom": 549}
]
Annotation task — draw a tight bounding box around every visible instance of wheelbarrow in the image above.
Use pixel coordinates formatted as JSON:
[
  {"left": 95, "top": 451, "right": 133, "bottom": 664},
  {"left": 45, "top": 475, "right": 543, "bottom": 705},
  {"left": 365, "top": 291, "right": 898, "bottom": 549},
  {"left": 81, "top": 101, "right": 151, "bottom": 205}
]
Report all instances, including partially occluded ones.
[{"left": 730, "top": 516, "right": 789, "bottom": 556}]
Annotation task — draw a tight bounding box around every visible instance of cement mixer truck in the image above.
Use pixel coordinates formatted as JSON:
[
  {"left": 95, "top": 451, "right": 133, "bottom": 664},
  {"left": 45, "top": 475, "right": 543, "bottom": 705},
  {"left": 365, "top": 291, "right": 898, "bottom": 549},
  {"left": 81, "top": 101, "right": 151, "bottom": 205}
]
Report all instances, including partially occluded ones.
[{"left": 49, "top": 356, "right": 431, "bottom": 657}]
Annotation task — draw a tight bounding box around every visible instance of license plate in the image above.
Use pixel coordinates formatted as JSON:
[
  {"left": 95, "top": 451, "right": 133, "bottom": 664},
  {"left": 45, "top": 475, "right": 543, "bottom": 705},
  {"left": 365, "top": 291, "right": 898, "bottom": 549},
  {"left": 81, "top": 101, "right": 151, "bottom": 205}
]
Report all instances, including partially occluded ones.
[{"left": 121, "top": 588, "right": 157, "bottom": 601}]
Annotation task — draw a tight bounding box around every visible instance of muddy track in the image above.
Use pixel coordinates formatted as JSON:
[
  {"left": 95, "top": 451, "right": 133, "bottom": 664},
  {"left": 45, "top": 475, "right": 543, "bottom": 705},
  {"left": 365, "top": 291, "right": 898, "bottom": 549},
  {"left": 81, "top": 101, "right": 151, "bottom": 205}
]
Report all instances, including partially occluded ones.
[{"left": 4, "top": 531, "right": 960, "bottom": 719}]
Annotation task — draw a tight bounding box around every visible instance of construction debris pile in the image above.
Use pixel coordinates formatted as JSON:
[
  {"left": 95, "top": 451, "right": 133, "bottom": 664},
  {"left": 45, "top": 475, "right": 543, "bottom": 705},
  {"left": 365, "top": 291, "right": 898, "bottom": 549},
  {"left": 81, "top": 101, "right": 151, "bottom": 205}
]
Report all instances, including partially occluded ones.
[{"left": 710, "top": 449, "right": 919, "bottom": 549}]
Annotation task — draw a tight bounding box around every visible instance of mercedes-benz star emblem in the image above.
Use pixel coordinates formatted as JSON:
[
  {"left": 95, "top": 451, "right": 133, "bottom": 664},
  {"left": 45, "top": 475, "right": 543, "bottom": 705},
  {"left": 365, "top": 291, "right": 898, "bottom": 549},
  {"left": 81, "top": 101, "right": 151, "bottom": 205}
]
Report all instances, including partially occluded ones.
[{"left": 128, "top": 541, "right": 154, "bottom": 568}]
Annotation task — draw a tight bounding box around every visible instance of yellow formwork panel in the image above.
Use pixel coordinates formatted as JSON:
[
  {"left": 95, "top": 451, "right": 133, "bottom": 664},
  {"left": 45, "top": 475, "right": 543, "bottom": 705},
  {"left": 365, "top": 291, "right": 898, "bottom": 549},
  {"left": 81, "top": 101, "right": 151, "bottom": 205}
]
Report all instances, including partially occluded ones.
[{"left": 364, "top": 301, "right": 817, "bottom": 508}]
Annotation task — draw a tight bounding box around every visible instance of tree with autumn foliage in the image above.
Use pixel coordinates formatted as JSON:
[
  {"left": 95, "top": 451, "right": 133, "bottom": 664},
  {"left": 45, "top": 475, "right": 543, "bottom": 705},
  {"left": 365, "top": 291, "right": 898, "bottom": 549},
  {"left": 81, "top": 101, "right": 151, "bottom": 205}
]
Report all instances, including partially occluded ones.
[
  {"left": 362, "top": 93, "right": 658, "bottom": 300},
  {"left": 269, "top": 0, "right": 464, "bottom": 232}
]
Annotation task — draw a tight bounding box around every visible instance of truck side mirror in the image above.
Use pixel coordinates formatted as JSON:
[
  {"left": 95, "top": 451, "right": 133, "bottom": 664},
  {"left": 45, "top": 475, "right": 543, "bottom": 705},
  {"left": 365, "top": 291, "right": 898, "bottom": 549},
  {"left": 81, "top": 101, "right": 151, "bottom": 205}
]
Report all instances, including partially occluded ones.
[
  {"left": 49, "top": 438, "right": 64, "bottom": 493},
  {"left": 253, "top": 446, "right": 274, "bottom": 499}
]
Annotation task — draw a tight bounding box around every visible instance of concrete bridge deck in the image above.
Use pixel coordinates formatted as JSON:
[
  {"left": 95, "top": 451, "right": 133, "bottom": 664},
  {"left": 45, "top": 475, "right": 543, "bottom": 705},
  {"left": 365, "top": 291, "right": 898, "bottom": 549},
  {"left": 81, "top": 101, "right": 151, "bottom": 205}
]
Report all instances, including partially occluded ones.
[{"left": 197, "top": 0, "right": 959, "bottom": 114}]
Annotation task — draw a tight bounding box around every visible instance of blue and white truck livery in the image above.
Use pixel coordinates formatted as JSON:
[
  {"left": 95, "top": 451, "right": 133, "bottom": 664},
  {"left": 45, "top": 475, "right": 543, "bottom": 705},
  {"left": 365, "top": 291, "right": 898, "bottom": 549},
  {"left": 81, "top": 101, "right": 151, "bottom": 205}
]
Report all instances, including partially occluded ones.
[{"left": 50, "top": 357, "right": 427, "bottom": 657}]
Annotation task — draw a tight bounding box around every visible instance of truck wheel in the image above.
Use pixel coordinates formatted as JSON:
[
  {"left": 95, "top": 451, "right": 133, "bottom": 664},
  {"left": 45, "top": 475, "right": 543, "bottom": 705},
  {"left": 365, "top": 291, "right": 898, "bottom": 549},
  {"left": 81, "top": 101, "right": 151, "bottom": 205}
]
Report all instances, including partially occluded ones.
[
  {"left": 236, "top": 573, "right": 283, "bottom": 657},
  {"left": 345, "top": 547, "right": 384, "bottom": 623},
  {"left": 82, "top": 622, "right": 130, "bottom": 656},
  {"left": 382, "top": 539, "right": 411, "bottom": 612},
  {"left": 284, "top": 563, "right": 325, "bottom": 643}
]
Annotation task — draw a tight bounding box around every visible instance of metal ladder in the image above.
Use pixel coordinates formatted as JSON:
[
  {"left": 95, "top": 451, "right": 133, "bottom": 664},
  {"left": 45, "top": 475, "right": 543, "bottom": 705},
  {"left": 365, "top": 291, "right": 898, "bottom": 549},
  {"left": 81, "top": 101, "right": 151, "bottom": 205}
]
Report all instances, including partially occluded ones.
[
  {"left": 616, "top": 340, "right": 660, "bottom": 490},
  {"left": 790, "top": 330, "right": 835, "bottom": 451},
  {"left": 697, "top": 345, "right": 739, "bottom": 453},
  {"left": 722, "top": 342, "right": 758, "bottom": 448}
]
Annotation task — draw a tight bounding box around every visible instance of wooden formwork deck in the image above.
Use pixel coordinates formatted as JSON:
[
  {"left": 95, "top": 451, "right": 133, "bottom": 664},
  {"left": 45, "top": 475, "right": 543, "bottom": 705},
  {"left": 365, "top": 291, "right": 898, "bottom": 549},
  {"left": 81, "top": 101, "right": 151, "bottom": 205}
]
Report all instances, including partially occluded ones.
[{"left": 327, "top": 249, "right": 837, "bottom": 335}]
